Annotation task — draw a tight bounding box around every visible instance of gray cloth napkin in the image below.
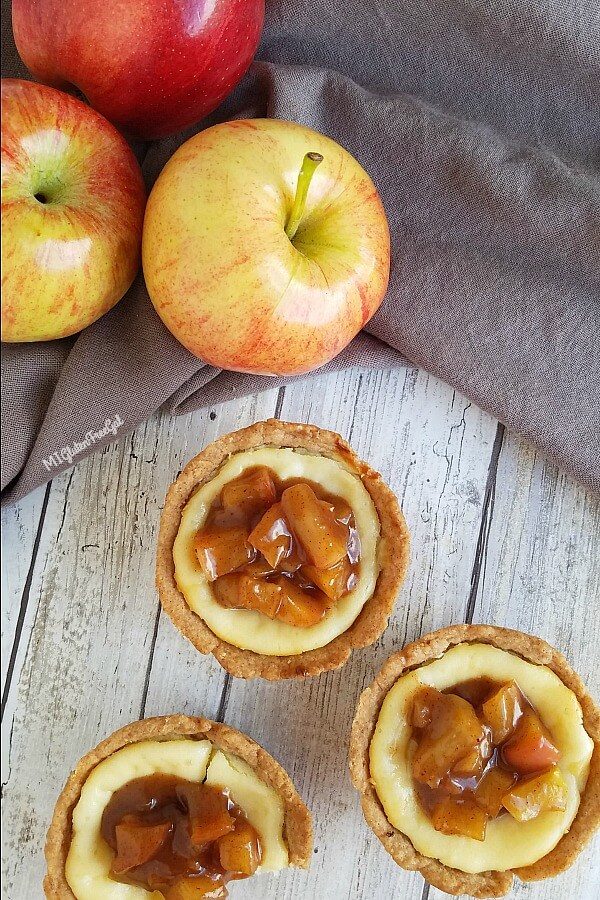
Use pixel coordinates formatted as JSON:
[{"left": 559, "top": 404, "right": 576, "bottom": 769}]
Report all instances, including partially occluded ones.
[{"left": 2, "top": 0, "right": 599, "bottom": 505}]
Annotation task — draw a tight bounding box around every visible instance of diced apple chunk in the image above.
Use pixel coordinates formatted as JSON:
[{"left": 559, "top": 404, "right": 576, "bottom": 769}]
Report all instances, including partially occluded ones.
[
  {"left": 438, "top": 775, "right": 465, "bottom": 796},
  {"left": 194, "top": 526, "right": 254, "bottom": 580},
  {"left": 177, "top": 785, "right": 234, "bottom": 846},
  {"left": 166, "top": 876, "right": 227, "bottom": 899},
  {"left": 112, "top": 816, "right": 171, "bottom": 874},
  {"left": 212, "top": 574, "right": 242, "bottom": 608},
  {"left": 452, "top": 745, "right": 487, "bottom": 779},
  {"left": 281, "top": 484, "right": 348, "bottom": 569},
  {"left": 475, "top": 767, "right": 518, "bottom": 817},
  {"left": 239, "top": 576, "right": 282, "bottom": 618},
  {"left": 411, "top": 686, "right": 440, "bottom": 729},
  {"left": 502, "top": 711, "right": 560, "bottom": 774},
  {"left": 431, "top": 797, "right": 488, "bottom": 841},
  {"left": 221, "top": 467, "right": 276, "bottom": 514},
  {"left": 218, "top": 820, "right": 261, "bottom": 876},
  {"left": 213, "top": 574, "right": 282, "bottom": 618},
  {"left": 502, "top": 768, "right": 568, "bottom": 822},
  {"left": 453, "top": 727, "right": 492, "bottom": 778},
  {"left": 302, "top": 557, "right": 354, "bottom": 602},
  {"left": 274, "top": 578, "right": 327, "bottom": 627},
  {"left": 242, "top": 558, "right": 277, "bottom": 579},
  {"left": 248, "top": 503, "right": 294, "bottom": 568},
  {"left": 411, "top": 689, "right": 485, "bottom": 788},
  {"left": 189, "top": 807, "right": 234, "bottom": 845},
  {"left": 481, "top": 681, "right": 524, "bottom": 744},
  {"left": 325, "top": 498, "right": 354, "bottom": 525}
]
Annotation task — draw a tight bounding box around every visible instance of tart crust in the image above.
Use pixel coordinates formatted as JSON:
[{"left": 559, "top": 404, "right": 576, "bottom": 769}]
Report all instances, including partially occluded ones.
[
  {"left": 44, "top": 714, "right": 313, "bottom": 899},
  {"left": 349, "top": 624, "right": 600, "bottom": 898},
  {"left": 156, "top": 420, "right": 410, "bottom": 680}
]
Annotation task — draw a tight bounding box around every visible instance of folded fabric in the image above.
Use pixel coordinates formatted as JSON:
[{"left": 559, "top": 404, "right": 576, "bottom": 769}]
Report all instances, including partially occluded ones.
[{"left": 2, "top": 0, "right": 599, "bottom": 505}]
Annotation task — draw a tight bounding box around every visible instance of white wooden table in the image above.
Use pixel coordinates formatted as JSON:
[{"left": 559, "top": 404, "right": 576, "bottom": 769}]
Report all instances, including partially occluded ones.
[{"left": 2, "top": 364, "right": 599, "bottom": 900}]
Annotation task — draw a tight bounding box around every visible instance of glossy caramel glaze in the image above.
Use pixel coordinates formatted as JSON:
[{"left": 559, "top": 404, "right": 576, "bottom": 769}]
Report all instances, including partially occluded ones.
[
  {"left": 193, "top": 467, "right": 361, "bottom": 627},
  {"left": 410, "top": 677, "right": 566, "bottom": 840},
  {"left": 101, "top": 774, "right": 261, "bottom": 897}
]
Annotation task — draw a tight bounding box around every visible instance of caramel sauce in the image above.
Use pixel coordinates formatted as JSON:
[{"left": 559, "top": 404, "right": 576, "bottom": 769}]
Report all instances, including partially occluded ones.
[
  {"left": 414, "top": 747, "right": 509, "bottom": 816},
  {"left": 194, "top": 467, "right": 361, "bottom": 625},
  {"left": 101, "top": 774, "right": 261, "bottom": 898},
  {"left": 410, "top": 677, "right": 564, "bottom": 839},
  {"left": 447, "top": 677, "right": 503, "bottom": 708}
]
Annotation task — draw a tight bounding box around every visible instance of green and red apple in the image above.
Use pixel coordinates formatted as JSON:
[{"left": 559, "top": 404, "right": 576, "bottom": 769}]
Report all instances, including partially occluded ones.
[
  {"left": 142, "top": 119, "right": 390, "bottom": 376},
  {"left": 1, "top": 79, "right": 146, "bottom": 343}
]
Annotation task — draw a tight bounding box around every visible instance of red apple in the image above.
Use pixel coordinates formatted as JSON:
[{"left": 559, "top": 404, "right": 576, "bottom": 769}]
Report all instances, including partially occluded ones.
[
  {"left": 1, "top": 79, "right": 145, "bottom": 342},
  {"left": 142, "top": 119, "right": 390, "bottom": 375},
  {"left": 12, "top": 0, "right": 265, "bottom": 139}
]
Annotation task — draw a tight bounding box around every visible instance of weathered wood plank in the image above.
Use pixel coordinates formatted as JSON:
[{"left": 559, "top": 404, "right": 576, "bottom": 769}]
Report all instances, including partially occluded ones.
[
  {"left": 472, "top": 433, "right": 600, "bottom": 690},
  {"left": 1, "top": 483, "right": 48, "bottom": 692},
  {"left": 218, "top": 366, "right": 499, "bottom": 898}
]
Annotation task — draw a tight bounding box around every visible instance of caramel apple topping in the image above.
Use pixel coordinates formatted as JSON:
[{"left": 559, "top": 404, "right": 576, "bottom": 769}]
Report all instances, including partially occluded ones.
[
  {"left": 410, "top": 678, "right": 567, "bottom": 840},
  {"left": 193, "top": 467, "right": 361, "bottom": 627},
  {"left": 101, "top": 774, "right": 262, "bottom": 898}
]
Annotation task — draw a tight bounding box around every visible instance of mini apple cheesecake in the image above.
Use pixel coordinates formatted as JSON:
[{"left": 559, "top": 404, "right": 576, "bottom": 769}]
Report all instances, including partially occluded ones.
[
  {"left": 156, "top": 420, "right": 410, "bottom": 679},
  {"left": 44, "top": 715, "right": 312, "bottom": 899},
  {"left": 349, "top": 625, "right": 599, "bottom": 897}
]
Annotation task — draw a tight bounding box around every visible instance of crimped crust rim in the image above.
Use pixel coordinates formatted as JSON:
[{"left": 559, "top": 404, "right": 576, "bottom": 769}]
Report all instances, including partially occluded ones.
[
  {"left": 348, "top": 624, "right": 600, "bottom": 898},
  {"left": 156, "top": 420, "right": 410, "bottom": 680},
  {"left": 44, "top": 714, "right": 313, "bottom": 899}
]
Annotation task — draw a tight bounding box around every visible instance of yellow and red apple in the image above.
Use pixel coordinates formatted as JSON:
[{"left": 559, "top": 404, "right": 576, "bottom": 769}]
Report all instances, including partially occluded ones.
[
  {"left": 12, "top": 0, "right": 265, "bottom": 139},
  {"left": 142, "top": 119, "right": 390, "bottom": 376},
  {"left": 1, "top": 79, "right": 146, "bottom": 343}
]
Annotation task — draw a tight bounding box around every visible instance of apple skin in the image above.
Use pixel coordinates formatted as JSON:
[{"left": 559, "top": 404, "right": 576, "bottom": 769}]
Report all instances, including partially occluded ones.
[
  {"left": 12, "top": 0, "right": 265, "bottom": 140},
  {"left": 1, "top": 79, "right": 146, "bottom": 343},
  {"left": 142, "top": 119, "right": 390, "bottom": 376}
]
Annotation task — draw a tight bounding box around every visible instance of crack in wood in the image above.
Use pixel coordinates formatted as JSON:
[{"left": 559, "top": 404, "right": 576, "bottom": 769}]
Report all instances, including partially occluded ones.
[
  {"left": 1, "top": 481, "right": 52, "bottom": 721},
  {"left": 215, "top": 674, "right": 232, "bottom": 723},
  {"left": 274, "top": 385, "right": 286, "bottom": 420},
  {"left": 465, "top": 423, "right": 505, "bottom": 623},
  {"left": 54, "top": 469, "right": 75, "bottom": 548},
  {"left": 138, "top": 601, "right": 163, "bottom": 719},
  {"left": 347, "top": 373, "right": 364, "bottom": 444}
]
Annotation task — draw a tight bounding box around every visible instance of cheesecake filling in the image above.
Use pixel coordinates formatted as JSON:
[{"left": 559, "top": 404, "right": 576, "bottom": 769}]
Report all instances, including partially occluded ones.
[
  {"left": 193, "top": 466, "right": 360, "bottom": 628},
  {"left": 173, "top": 447, "right": 381, "bottom": 656},
  {"left": 369, "top": 643, "right": 594, "bottom": 873},
  {"left": 65, "top": 740, "right": 288, "bottom": 900}
]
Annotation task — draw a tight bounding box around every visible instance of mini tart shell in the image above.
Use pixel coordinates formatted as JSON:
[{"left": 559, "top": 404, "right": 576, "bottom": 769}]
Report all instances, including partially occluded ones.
[
  {"left": 44, "top": 714, "right": 313, "bottom": 899},
  {"left": 156, "top": 420, "right": 410, "bottom": 680},
  {"left": 349, "top": 624, "right": 600, "bottom": 898}
]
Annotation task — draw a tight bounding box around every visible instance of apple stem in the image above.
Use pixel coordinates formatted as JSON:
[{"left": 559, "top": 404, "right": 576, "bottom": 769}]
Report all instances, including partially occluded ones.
[{"left": 285, "top": 151, "right": 323, "bottom": 241}]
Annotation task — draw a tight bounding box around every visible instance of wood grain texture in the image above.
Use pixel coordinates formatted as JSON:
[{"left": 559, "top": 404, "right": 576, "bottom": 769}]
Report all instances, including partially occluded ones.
[
  {"left": 2, "top": 367, "right": 599, "bottom": 900},
  {"left": 1, "top": 483, "right": 48, "bottom": 694}
]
